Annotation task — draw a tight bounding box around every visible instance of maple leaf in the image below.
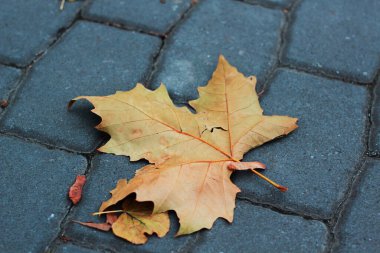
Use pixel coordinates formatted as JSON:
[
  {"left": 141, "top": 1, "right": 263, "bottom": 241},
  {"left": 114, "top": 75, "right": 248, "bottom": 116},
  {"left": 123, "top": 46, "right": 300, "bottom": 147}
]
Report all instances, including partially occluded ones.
[{"left": 69, "top": 55, "right": 298, "bottom": 238}]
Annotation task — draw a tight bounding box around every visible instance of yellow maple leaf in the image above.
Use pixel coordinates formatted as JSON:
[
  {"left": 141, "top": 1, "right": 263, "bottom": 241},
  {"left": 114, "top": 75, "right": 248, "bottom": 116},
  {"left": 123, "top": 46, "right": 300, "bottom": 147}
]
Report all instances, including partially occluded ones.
[{"left": 69, "top": 55, "right": 298, "bottom": 240}]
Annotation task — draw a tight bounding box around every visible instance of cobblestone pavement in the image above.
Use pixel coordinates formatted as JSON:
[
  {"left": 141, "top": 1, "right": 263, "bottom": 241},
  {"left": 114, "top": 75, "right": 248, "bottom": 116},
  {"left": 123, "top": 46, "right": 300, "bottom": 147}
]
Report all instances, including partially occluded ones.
[{"left": 0, "top": 0, "right": 379, "bottom": 252}]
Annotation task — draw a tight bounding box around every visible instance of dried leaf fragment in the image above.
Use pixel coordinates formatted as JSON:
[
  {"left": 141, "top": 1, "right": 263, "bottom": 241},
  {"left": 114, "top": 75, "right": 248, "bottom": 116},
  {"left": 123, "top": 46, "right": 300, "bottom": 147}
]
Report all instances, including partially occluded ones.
[
  {"left": 0, "top": 100, "right": 8, "bottom": 108},
  {"left": 69, "top": 175, "right": 86, "bottom": 205},
  {"left": 112, "top": 196, "right": 169, "bottom": 244},
  {"left": 74, "top": 220, "right": 112, "bottom": 232}
]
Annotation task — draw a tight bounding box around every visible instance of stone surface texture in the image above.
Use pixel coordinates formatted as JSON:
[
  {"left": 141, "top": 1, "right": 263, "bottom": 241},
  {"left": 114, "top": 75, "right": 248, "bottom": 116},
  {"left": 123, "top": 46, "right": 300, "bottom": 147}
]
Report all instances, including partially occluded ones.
[
  {"left": 283, "top": 0, "right": 380, "bottom": 82},
  {"left": 0, "top": 136, "right": 86, "bottom": 253},
  {"left": 85, "top": 0, "right": 191, "bottom": 33},
  {"left": 0, "top": 21, "right": 161, "bottom": 152},
  {"left": 233, "top": 69, "right": 367, "bottom": 218},
  {"left": 335, "top": 160, "right": 380, "bottom": 253},
  {"left": 0, "top": 0, "right": 378, "bottom": 252},
  {"left": 193, "top": 201, "right": 327, "bottom": 253},
  {"left": 55, "top": 244, "right": 99, "bottom": 253},
  {"left": 0, "top": 65, "right": 21, "bottom": 102},
  {"left": 152, "top": 0, "right": 283, "bottom": 102},
  {"left": 0, "top": 0, "right": 81, "bottom": 66}
]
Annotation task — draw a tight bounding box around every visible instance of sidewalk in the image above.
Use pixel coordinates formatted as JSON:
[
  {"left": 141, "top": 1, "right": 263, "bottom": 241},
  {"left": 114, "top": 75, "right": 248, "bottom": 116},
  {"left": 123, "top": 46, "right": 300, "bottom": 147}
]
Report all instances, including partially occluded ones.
[{"left": 0, "top": 0, "right": 379, "bottom": 252}]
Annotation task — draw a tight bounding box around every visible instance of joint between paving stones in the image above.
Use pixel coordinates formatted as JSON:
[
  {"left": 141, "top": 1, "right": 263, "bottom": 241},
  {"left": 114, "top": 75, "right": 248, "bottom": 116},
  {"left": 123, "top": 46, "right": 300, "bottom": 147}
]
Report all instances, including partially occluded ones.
[
  {"left": 0, "top": 5, "right": 86, "bottom": 130},
  {"left": 0, "top": 61, "right": 24, "bottom": 69},
  {"left": 237, "top": 194, "right": 327, "bottom": 221},
  {"left": 277, "top": 0, "right": 301, "bottom": 66},
  {"left": 366, "top": 84, "right": 377, "bottom": 157},
  {"left": 144, "top": 0, "right": 199, "bottom": 89},
  {"left": 325, "top": 83, "right": 372, "bottom": 250},
  {"left": 325, "top": 159, "right": 368, "bottom": 253},
  {"left": 46, "top": 153, "right": 96, "bottom": 252},
  {"left": 237, "top": 196, "right": 333, "bottom": 253},
  {"left": 0, "top": 0, "right": 93, "bottom": 71},
  {"left": 366, "top": 68, "right": 380, "bottom": 157},
  {"left": 1, "top": 8, "right": 82, "bottom": 70},
  {"left": 239, "top": 196, "right": 334, "bottom": 253},
  {"left": 252, "top": 0, "right": 300, "bottom": 98},
  {"left": 234, "top": 0, "right": 288, "bottom": 10},
  {"left": 141, "top": 39, "right": 165, "bottom": 87},
  {"left": 280, "top": 62, "right": 373, "bottom": 86},
  {"left": 323, "top": 86, "right": 373, "bottom": 252},
  {"left": 80, "top": 16, "right": 164, "bottom": 39},
  {"left": 0, "top": 67, "right": 28, "bottom": 120},
  {"left": 0, "top": 129, "right": 93, "bottom": 155}
]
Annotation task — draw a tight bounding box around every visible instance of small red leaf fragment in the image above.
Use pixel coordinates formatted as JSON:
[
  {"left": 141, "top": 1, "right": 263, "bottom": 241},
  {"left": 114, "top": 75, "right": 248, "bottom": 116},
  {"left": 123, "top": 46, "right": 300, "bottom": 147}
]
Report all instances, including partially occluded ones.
[
  {"left": 59, "top": 235, "right": 71, "bottom": 243},
  {"left": 69, "top": 175, "right": 86, "bottom": 204},
  {"left": 74, "top": 221, "right": 111, "bottom": 231},
  {"left": 0, "top": 100, "right": 8, "bottom": 108},
  {"left": 106, "top": 213, "right": 118, "bottom": 225}
]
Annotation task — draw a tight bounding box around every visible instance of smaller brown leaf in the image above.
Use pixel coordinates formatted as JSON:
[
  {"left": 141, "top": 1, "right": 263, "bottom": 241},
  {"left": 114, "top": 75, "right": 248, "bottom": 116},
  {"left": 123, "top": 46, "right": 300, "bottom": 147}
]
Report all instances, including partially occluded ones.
[
  {"left": 74, "top": 220, "right": 112, "bottom": 232},
  {"left": 89, "top": 182, "right": 170, "bottom": 244},
  {"left": 111, "top": 198, "right": 169, "bottom": 244},
  {"left": 69, "top": 175, "right": 86, "bottom": 205},
  {"left": 112, "top": 212, "right": 169, "bottom": 244}
]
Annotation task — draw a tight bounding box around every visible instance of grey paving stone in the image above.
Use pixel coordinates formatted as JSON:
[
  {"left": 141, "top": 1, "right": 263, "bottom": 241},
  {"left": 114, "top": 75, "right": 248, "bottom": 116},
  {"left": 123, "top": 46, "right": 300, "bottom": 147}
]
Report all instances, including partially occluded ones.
[
  {"left": 233, "top": 69, "right": 367, "bottom": 218},
  {"left": 0, "top": 0, "right": 81, "bottom": 66},
  {"left": 268, "top": 0, "right": 293, "bottom": 6},
  {"left": 0, "top": 136, "right": 87, "bottom": 253},
  {"left": 0, "top": 21, "right": 161, "bottom": 152},
  {"left": 152, "top": 0, "right": 283, "bottom": 102},
  {"left": 283, "top": 0, "right": 380, "bottom": 82},
  {"left": 369, "top": 83, "right": 380, "bottom": 152},
  {"left": 335, "top": 159, "right": 380, "bottom": 253},
  {"left": 84, "top": 0, "right": 191, "bottom": 34},
  {"left": 55, "top": 243, "right": 100, "bottom": 253},
  {"left": 193, "top": 201, "right": 327, "bottom": 253},
  {"left": 0, "top": 65, "right": 21, "bottom": 101},
  {"left": 64, "top": 154, "right": 195, "bottom": 253},
  {"left": 244, "top": 0, "right": 293, "bottom": 8}
]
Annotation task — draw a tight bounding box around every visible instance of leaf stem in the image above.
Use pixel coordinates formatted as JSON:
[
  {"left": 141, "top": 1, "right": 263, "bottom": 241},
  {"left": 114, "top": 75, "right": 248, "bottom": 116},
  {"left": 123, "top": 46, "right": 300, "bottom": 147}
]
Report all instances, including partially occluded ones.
[
  {"left": 230, "top": 157, "right": 287, "bottom": 192},
  {"left": 60, "top": 0, "right": 65, "bottom": 10},
  {"left": 92, "top": 210, "right": 125, "bottom": 216},
  {"left": 250, "top": 169, "right": 288, "bottom": 192}
]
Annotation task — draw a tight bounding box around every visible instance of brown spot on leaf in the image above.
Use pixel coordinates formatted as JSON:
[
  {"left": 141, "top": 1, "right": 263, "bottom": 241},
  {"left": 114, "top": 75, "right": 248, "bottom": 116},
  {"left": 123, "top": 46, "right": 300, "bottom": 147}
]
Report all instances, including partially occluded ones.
[
  {"left": 159, "top": 136, "right": 169, "bottom": 146},
  {"left": 131, "top": 129, "right": 143, "bottom": 137}
]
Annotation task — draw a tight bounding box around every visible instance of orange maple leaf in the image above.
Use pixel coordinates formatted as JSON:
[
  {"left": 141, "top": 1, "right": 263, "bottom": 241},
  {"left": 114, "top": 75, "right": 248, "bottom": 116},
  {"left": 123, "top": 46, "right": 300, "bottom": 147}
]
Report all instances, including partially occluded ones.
[{"left": 69, "top": 55, "right": 298, "bottom": 240}]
